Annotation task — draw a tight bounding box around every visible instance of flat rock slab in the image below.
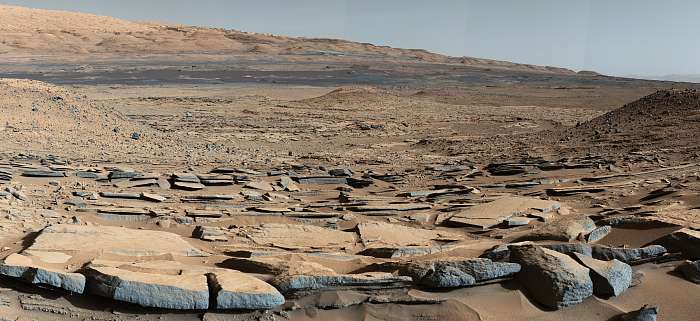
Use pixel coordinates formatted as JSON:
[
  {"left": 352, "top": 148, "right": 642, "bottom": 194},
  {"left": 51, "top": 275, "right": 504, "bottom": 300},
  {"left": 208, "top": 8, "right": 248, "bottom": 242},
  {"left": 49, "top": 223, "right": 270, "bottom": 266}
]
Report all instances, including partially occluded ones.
[
  {"left": 0, "top": 253, "right": 85, "bottom": 293},
  {"left": 85, "top": 264, "right": 210, "bottom": 309},
  {"left": 357, "top": 221, "right": 462, "bottom": 247},
  {"left": 242, "top": 224, "right": 357, "bottom": 250},
  {"left": 591, "top": 245, "right": 666, "bottom": 264},
  {"left": 509, "top": 245, "right": 593, "bottom": 309},
  {"left": 403, "top": 258, "right": 521, "bottom": 288},
  {"left": 573, "top": 252, "right": 632, "bottom": 297},
  {"left": 22, "top": 170, "right": 67, "bottom": 177},
  {"left": 445, "top": 196, "right": 560, "bottom": 229},
  {"left": 517, "top": 215, "right": 596, "bottom": 242},
  {"left": 28, "top": 224, "right": 208, "bottom": 258},
  {"left": 273, "top": 272, "right": 412, "bottom": 294},
  {"left": 173, "top": 181, "right": 206, "bottom": 190}
]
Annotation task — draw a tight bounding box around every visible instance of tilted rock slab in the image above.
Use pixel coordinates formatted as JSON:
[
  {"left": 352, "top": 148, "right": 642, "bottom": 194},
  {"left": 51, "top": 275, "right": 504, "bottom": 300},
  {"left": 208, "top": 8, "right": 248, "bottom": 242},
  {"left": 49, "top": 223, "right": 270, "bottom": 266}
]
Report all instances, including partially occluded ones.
[
  {"left": 591, "top": 245, "right": 666, "bottom": 263},
  {"left": 273, "top": 272, "right": 412, "bottom": 294},
  {"left": 210, "top": 269, "right": 285, "bottom": 309},
  {"left": 516, "top": 215, "right": 596, "bottom": 242},
  {"left": 654, "top": 228, "right": 700, "bottom": 259},
  {"left": 509, "top": 245, "right": 593, "bottom": 309},
  {"left": 403, "top": 258, "right": 521, "bottom": 288},
  {"left": 0, "top": 253, "right": 85, "bottom": 293},
  {"left": 572, "top": 252, "right": 632, "bottom": 297},
  {"left": 85, "top": 264, "right": 210, "bottom": 309}
]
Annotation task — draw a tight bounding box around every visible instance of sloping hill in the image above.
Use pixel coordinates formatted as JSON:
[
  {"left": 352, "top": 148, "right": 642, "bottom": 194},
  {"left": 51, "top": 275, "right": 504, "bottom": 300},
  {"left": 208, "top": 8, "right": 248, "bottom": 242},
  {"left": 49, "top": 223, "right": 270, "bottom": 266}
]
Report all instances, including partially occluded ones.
[
  {"left": 0, "top": 5, "right": 573, "bottom": 74},
  {"left": 552, "top": 89, "right": 700, "bottom": 158}
]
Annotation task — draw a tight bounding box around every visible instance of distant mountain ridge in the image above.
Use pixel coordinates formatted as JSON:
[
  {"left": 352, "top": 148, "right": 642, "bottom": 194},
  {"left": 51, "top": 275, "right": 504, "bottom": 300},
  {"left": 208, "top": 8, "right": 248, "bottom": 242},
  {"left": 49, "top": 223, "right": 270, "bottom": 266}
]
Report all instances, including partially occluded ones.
[{"left": 0, "top": 4, "right": 575, "bottom": 74}]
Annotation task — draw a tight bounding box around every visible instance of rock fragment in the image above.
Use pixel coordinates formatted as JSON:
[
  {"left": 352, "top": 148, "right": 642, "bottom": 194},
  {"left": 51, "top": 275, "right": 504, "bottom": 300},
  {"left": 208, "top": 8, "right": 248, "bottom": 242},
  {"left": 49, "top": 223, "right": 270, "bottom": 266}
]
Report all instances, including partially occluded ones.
[
  {"left": 675, "top": 260, "right": 700, "bottom": 283},
  {"left": 616, "top": 305, "right": 659, "bottom": 321},
  {"left": 572, "top": 252, "right": 632, "bottom": 297},
  {"left": 403, "top": 258, "right": 521, "bottom": 288}
]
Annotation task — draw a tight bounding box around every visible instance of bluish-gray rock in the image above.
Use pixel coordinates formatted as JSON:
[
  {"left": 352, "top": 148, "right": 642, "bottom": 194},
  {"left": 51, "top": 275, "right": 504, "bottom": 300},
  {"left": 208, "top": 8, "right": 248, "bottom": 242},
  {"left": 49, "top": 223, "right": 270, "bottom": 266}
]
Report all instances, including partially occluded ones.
[
  {"left": 403, "top": 258, "right": 521, "bottom": 288},
  {"left": 586, "top": 225, "right": 612, "bottom": 243},
  {"left": 573, "top": 252, "right": 632, "bottom": 297},
  {"left": 509, "top": 245, "right": 593, "bottom": 309},
  {"left": 591, "top": 245, "right": 666, "bottom": 263},
  {"left": 617, "top": 305, "right": 659, "bottom": 321},
  {"left": 653, "top": 228, "right": 700, "bottom": 260}
]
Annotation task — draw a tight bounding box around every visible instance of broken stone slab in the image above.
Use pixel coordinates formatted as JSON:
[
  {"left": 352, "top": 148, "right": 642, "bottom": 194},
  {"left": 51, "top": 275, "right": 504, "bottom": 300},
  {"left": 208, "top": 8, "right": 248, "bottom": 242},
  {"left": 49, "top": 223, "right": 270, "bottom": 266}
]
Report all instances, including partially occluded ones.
[
  {"left": 172, "top": 172, "right": 201, "bottom": 183},
  {"left": 357, "top": 221, "right": 461, "bottom": 247},
  {"left": 186, "top": 209, "right": 224, "bottom": 218},
  {"left": 296, "top": 177, "right": 348, "bottom": 185},
  {"left": 615, "top": 305, "right": 659, "bottom": 321},
  {"left": 115, "top": 178, "right": 159, "bottom": 189},
  {"left": 516, "top": 215, "right": 596, "bottom": 242},
  {"left": 346, "top": 204, "right": 432, "bottom": 212},
  {"left": 85, "top": 264, "right": 210, "bottom": 309},
  {"left": 0, "top": 254, "right": 85, "bottom": 294},
  {"left": 209, "top": 269, "right": 285, "bottom": 309},
  {"left": 541, "top": 243, "right": 594, "bottom": 257},
  {"left": 141, "top": 192, "right": 167, "bottom": 203},
  {"left": 359, "top": 245, "right": 456, "bottom": 258},
  {"left": 509, "top": 245, "right": 593, "bottom": 309},
  {"left": 99, "top": 192, "right": 142, "bottom": 199},
  {"left": 22, "top": 170, "right": 67, "bottom": 178},
  {"left": 242, "top": 224, "right": 357, "bottom": 250},
  {"left": 173, "top": 181, "right": 206, "bottom": 191},
  {"left": 591, "top": 245, "right": 667, "bottom": 264},
  {"left": 244, "top": 181, "right": 275, "bottom": 191},
  {"left": 675, "top": 260, "right": 700, "bottom": 283},
  {"left": 28, "top": 224, "right": 209, "bottom": 258},
  {"left": 181, "top": 195, "right": 236, "bottom": 202},
  {"left": 75, "top": 171, "right": 100, "bottom": 179},
  {"left": 108, "top": 170, "right": 141, "bottom": 180},
  {"left": 4, "top": 187, "right": 27, "bottom": 201},
  {"left": 402, "top": 258, "right": 521, "bottom": 288},
  {"left": 221, "top": 256, "right": 336, "bottom": 276},
  {"left": 397, "top": 187, "right": 476, "bottom": 198},
  {"left": 329, "top": 168, "right": 353, "bottom": 177},
  {"left": 279, "top": 176, "right": 300, "bottom": 192},
  {"left": 272, "top": 272, "right": 412, "bottom": 294},
  {"left": 444, "top": 196, "right": 561, "bottom": 229},
  {"left": 653, "top": 228, "right": 700, "bottom": 259},
  {"left": 572, "top": 252, "right": 632, "bottom": 297},
  {"left": 546, "top": 186, "right": 608, "bottom": 196},
  {"left": 506, "top": 217, "right": 536, "bottom": 227},
  {"left": 192, "top": 226, "right": 228, "bottom": 242},
  {"left": 586, "top": 225, "right": 612, "bottom": 243},
  {"left": 97, "top": 207, "right": 152, "bottom": 216}
]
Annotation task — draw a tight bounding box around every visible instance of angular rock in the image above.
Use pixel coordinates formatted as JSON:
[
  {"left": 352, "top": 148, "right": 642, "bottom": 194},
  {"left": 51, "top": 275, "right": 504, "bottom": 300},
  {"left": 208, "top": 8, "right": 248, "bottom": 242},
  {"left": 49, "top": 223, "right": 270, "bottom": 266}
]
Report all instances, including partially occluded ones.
[
  {"left": 172, "top": 172, "right": 200, "bottom": 183},
  {"left": 100, "top": 192, "right": 141, "bottom": 199},
  {"left": 403, "top": 258, "right": 521, "bottom": 288},
  {"left": 586, "top": 225, "right": 612, "bottom": 243},
  {"left": 329, "top": 168, "right": 353, "bottom": 177},
  {"left": 192, "top": 226, "right": 228, "bottom": 242},
  {"left": 173, "top": 181, "right": 206, "bottom": 191},
  {"left": 616, "top": 305, "right": 659, "bottom": 321},
  {"left": 509, "top": 245, "right": 593, "bottom": 309},
  {"left": 572, "top": 252, "right": 632, "bottom": 297},
  {"left": 516, "top": 215, "right": 596, "bottom": 242},
  {"left": 359, "top": 245, "right": 455, "bottom": 258},
  {"left": 444, "top": 196, "right": 560, "bottom": 229},
  {"left": 541, "top": 243, "right": 593, "bottom": 256},
  {"left": 244, "top": 181, "right": 275, "bottom": 191},
  {"left": 141, "top": 192, "right": 167, "bottom": 202},
  {"left": 591, "top": 245, "right": 666, "bottom": 264},
  {"left": 0, "top": 254, "right": 85, "bottom": 294},
  {"left": 279, "top": 176, "right": 300, "bottom": 192},
  {"left": 210, "top": 269, "right": 285, "bottom": 309},
  {"left": 675, "top": 260, "right": 700, "bottom": 283},
  {"left": 296, "top": 177, "right": 348, "bottom": 185},
  {"left": 85, "top": 264, "right": 209, "bottom": 309},
  {"left": 242, "top": 224, "right": 357, "bottom": 250}
]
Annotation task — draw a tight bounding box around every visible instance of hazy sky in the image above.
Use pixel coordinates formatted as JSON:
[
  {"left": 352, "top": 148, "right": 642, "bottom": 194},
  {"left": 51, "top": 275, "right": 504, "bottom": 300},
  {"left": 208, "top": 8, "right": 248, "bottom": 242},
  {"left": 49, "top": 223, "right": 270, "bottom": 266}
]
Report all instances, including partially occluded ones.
[{"left": 3, "top": 0, "right": 699, "bottom": 77}]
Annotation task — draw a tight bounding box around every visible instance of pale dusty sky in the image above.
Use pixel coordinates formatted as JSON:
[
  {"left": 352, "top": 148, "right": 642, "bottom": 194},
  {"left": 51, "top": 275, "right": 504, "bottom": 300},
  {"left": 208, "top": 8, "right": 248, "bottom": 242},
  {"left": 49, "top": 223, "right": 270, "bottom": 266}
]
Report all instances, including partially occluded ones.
[{"left": 2, "top": 0, "right": 699, "bottom": 77}]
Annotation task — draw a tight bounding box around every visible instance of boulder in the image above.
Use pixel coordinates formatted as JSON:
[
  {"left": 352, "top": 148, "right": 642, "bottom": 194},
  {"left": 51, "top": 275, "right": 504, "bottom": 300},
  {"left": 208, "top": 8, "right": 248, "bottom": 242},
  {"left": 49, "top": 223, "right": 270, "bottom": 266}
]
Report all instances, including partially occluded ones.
[
  {"left": 541, "top": 243, "right": 593, "bottom": 256},
  {"left": 509, "top": 245, "right": 593, "bottom": 309},
  {"left": 616, "top": 305, "right": 659, "bottom": 321},
  {"left": 403, "top": 258, "right": 521, "bottom": 288},
  {"left": 572, "top": 252, "right": 632, "bottom": 297},
  {"left": 591, "top": 245, "right": 666, "bottom": 263},
  {"left": 586, "top": 225, "right": 612, "bottom": 243},
  {"left": 516, "top": 215, "right": 596, "bottom": 242},
  {"left": 675, "top": 260, "right": 700, "bottom": 284}
]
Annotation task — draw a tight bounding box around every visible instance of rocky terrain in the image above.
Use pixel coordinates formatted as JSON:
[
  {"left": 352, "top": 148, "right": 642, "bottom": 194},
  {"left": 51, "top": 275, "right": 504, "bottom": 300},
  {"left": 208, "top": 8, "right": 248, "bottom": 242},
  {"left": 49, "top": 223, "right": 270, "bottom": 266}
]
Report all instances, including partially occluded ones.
[{"left": 0, "top": 4, "right": 698, "bottom": 321}]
